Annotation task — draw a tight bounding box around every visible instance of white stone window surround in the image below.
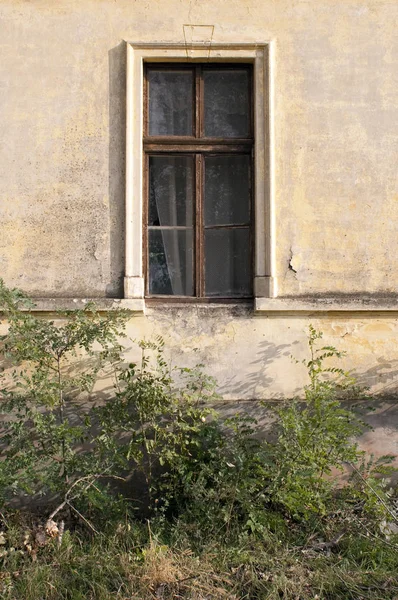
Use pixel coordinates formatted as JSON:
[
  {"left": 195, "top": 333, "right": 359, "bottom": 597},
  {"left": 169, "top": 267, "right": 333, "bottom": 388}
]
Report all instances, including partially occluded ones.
[{"left": 124, "top": 42, "right": 277, "bottom": 308}]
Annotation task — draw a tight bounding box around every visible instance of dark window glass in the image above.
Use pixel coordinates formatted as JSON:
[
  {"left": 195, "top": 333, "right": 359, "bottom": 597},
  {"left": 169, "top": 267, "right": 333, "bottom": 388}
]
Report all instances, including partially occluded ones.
[
  {"left": 149, "top": 156, "right": 194, "bottom": 227},
  {"left": 148, "top": 70, "right": 193, "bottom": 136},
  {"left": 145, "top": 64, "right": 253, "bottom": 299},
  {"left": 149, "top": 229, "right": 193, "bottom": 295},
  {"left": 203, "top": 69, "right": 250, "bottom": 137},
  {"left": 205, "top": 228, "right": 251, "bottom": 296},
  {"left": 204, "top": 155, "right": 250, "bottom": 226}
]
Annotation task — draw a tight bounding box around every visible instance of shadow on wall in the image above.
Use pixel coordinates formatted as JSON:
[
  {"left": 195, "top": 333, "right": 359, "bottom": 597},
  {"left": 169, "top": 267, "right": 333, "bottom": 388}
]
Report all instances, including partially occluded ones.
[
  {"left": 218, "top": 338, "right": 297, "bottom": 400},
  {"left": 107, "top": 42, "right": 126, "bottom": 298},
  {"left": 95, "top": 328, "right": 398, "bottom": 439},
  {"left": 349, "top": 359, "right": 398, "bottom": 432},
  {"left": 217, "top": 338, "right": 398, "bottom": 456},
  {"left": 354, "top": 358, "right": 398, "bottom": 396}
]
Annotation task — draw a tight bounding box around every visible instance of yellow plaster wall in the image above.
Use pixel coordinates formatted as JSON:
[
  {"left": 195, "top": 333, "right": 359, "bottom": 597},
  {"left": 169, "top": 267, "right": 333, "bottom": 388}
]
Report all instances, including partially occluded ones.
[
  {"left": 1, "top": 0, "right": 398, "bottom": 460},
  {"left": 1, "top": 0, "right": 397, "bottom": 296},
  {"left": 123, "top": 307, "right": 398, "bottom": 458}
]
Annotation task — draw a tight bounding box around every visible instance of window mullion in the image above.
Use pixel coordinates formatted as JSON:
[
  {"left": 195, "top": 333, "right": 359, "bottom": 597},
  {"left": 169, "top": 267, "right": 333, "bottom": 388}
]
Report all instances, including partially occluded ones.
[
  {"left": 195, "top": 65, "right": 200, "bottom": 139},
  {"left": 198, "top": 65, "right": 204, "bottom": 138},
  {"left": 195, "top": 154, "right": 204, "bottom": 297}
]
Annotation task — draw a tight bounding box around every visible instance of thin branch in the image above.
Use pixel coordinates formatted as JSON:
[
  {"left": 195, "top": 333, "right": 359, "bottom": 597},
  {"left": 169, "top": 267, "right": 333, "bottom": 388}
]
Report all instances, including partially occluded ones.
[
  {"left": 0, "top": 512, "right": 9, "bottom": 529},
  {"left": 351, "top": 513, "right": 398, "bottom": 550},
  {"left": 345, "top": 461, "right": 398, "bottom": 525},
  {"left": 67, "top": 502, "right": 99, "bottom": 535},
  {"left": 48, "top": 472, "right": 127, "bottom": 521},
  {"left": 48, "top": 500, "right": 67, "bottom": 521},
  {"left": 301, "top": 531, "right": 345, "bottom": 552}
]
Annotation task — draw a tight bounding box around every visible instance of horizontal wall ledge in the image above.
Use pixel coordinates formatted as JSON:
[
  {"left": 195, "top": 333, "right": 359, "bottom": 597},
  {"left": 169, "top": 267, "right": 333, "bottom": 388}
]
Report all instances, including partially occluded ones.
[
  {"left": 255, "top": 297, "right": 398, "bottom": 314},
  {"left": 24, "top": 298, "right": 145, "bottom": 313},
  {"left": 8, "top": 297, "right": 398, "bottom": 315}
]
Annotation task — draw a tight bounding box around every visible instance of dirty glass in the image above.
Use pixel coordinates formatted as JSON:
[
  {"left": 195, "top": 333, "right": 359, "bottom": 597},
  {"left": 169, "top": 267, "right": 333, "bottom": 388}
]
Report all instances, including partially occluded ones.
[
  {"left": 145, "top": 64, "right": 253, "bottom": 299},
  {"left": 149, "top": 156, "right": 194, "bottom": 226},
  {"left": 203, "top": 69, "right": 250, "bottom": 137},
  {"left": 204, "top": 155, "right": 250, "bottom": 226},
  {"left": 148, "top": 69, "right": 193, "bottom": 136},
  {"left": 205, "top": 228, "right": 251, "bottom": 296},
  {"left": 149, "top": 229, "right": 193, "bottom": 295}
]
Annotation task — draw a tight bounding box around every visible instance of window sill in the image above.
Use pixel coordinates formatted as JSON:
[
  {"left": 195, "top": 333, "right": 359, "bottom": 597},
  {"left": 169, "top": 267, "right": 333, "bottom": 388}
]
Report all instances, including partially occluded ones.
[
  {"left": 24, "top": 298, "right": 251, "bottom": 314},
  {"left": 20, "top": 298, "right": 145, "bottom": 313},
  {"left": 13, "top": 296, "right": 398, "bottom": 315},
  {"left": 254, "top": 297, "right": 398, "bottom": 314}
]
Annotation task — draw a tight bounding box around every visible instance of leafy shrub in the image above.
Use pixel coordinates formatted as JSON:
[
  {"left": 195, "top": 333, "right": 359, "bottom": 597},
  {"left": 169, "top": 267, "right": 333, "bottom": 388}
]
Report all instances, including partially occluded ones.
[
  {"left": 0, "top": 279, "right": 128, "bottom": 507},
  {"left": 1, "top": 281, "right": 398, "bottom": 599},
  {"left": 0, "top": 280, "right": 219, "bottom": 523},
  {"left": 156, "top": 326, "right": 373, "bottom": 536},
  {"left": 93, "top": 338, "right": 218, "bottom": 511},
  {"left": 2, "top": 281, "right": 395, "bottom": 531},
  {"left": 266, "top": 325, "right": 366, "bottom": 519}
]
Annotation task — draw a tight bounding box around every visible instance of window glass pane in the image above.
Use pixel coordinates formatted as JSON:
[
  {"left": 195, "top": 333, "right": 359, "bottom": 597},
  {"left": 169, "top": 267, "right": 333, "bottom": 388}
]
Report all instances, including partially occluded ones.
[
  {"left": 203, "top": 69, "right": 250, "bottom": 137},
  {"left": 149, "top": 156, "right": 194, "bottom": 226},
  {"left": 148, "top": 69, "right": 193, "bottom": 136},
  {"left": 205, "top": 228, "right": 251, "bottom": 296},
  {"left": 204, "top": 155, "right": 250, "bottom": 226},
  {"left": 149, "top": 229, "right": 193, "bottom": 295}
]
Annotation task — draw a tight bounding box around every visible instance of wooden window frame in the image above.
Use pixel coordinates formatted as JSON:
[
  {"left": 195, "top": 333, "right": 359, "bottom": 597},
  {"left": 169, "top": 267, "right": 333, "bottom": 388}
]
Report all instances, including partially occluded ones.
[
  {"left": 124, "top": 43, "right": 277, "bottom": 307},
  {"left": 143, "top": 63, "right": 254, "bottom": 301}
]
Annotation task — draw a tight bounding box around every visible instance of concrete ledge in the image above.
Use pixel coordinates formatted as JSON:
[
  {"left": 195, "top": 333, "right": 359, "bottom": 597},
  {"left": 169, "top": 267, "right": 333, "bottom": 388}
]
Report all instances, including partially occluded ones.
[
  {"left": 27, "top": 298, "right": 145, "bottom": 313},
  {"left": 255, "top": 297, "right": 398, "bottom": 313},
  {"left": 14, "top": 297, "right": 398, "bottom": 315}
]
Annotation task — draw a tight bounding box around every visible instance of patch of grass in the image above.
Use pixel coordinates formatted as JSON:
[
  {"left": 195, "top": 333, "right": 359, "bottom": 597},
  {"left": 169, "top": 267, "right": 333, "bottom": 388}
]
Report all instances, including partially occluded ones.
[{"left": 1, "top": 512, "right": 397, "bottom": 600}]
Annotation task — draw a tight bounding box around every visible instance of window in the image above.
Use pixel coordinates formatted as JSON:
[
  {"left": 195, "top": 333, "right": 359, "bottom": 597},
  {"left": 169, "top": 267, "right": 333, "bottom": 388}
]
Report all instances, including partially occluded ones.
[
  {"left": 124, "top": 44, "right": 276, "bottom": 306},
  {"left": 144, "top": 64, "right": 253, "bottom": 299}
]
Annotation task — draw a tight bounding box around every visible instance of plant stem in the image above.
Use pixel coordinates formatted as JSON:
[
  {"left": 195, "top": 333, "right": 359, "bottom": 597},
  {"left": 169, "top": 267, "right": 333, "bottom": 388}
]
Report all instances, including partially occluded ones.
[{"left": 57, "top": 353, "right": 68, "bottom": 486}]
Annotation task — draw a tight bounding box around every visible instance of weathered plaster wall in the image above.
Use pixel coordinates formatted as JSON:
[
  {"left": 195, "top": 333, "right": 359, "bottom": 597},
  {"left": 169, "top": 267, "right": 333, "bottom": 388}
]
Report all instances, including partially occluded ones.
[
  {"left": 122, "top": 308, "right": 398, "bottom": 459},
  {"left": 126, "top": 308, "right": 398, "bottom": 401},
  {"left": 1, "top": 0, "right": 398, "bottom": 459},
  {"left": 3, "top": 307, "right": 397, "bottom": 459},
  {"left": 1, "top": 0, "right": 397, "bottom": 296}
]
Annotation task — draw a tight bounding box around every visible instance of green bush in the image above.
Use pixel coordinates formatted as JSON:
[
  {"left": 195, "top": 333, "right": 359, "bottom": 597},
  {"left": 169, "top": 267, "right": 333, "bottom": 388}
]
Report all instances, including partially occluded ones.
[
  {"left": 0, "top": 279, "right": 128, "bottom": 507},
  {"left": 155, "top": 326, "right": 372, "bottom": 535},
  {"left": 1, "top": 280, "right": 398, "bottom": 599},
  {"left": 93, "top": 338, "right": 219, "bottom": 511},
  {"left": 266, "top": 325, "right": 366, "bottom": 519},
  {"left": 0, "top": 280, "right": 219, "bottom": 522}
]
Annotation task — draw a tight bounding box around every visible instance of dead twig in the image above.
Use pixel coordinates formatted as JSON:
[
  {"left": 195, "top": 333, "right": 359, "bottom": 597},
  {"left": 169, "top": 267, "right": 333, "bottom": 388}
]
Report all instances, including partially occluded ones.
[
  {"left": 48, "top": 472, "right": 127, "bottom": 521},
  {"left": 67, "top": 503, "right": 99, "bottom": 535},
  {"left": 302, "top": 531, "right": 345, "bottom": 553}
]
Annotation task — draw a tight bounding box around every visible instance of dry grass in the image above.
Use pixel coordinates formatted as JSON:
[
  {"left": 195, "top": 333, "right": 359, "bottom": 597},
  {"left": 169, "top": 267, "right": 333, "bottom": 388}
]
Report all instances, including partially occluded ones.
[
  {"left": 1, "top": 520, "right": 398, "bottom": 600},
  {"left": 131, "top": 539, "right": 236, "bottom": 600}
]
